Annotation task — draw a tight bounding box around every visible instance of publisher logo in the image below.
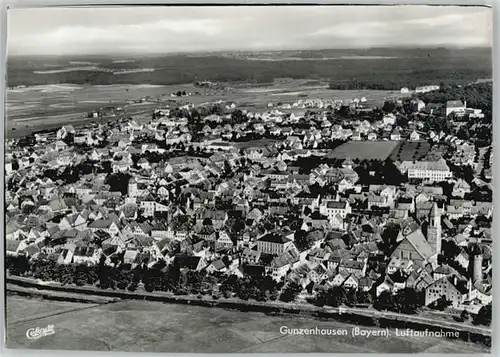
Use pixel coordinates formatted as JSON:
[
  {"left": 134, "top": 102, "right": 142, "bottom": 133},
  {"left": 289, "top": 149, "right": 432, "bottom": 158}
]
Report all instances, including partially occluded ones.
[{"left": 26, "top": 325, "right": 55, "bottom": 340}]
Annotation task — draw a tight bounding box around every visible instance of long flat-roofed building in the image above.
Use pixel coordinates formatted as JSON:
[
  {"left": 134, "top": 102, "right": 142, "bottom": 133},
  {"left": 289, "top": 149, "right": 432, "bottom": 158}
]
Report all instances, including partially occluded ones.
[{"left": 399, "top": 157, "right": 452, "bottom": 182}]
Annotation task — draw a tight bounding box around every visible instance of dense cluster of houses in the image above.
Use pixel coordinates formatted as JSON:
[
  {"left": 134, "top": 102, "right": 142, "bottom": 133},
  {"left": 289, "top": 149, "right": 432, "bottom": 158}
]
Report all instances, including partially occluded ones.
[{"left": 5, "top": 91, "right": 492, "bottom": 315}]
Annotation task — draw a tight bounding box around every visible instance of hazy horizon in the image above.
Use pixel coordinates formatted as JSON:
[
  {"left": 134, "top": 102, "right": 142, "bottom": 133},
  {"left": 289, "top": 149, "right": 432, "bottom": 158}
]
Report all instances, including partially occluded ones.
[
  {"left": 7, "top": 45, "right": 494, "bottom": 59},
  {"left": 8, "top": 6, "right": 493, "bottom": 56}
]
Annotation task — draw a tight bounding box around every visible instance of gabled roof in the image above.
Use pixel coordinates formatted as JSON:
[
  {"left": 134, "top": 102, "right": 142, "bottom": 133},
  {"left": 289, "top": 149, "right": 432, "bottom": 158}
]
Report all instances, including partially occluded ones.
[
  {"left": 326, "top": 238, "right": 346, "bottom": 251},
  {"left": 401, "top": 229, "right": 434, "bottom": 261},
  {"left": 258, "top": 233, "right": 291, "bottom": 244},
  {"left": 210, "top": 259, "right": 226, "bottom": 270},
  {"left": 446, "top": 100, "right": 465, "bottom": 108},
  {"left": 343, "top": 274, "right": 359, "bottom": 285},
  {"left": 156, "top": 238, "right": 178, "bottom": 253},
  {"left": 88, "top": 219, "right": 115, "bottom": 229},
  {"left": 271, "top": 248, "right": 300, "bottom": 268},
  {"left": 6, "top": 240, "right": 21, "bottom": 252}
]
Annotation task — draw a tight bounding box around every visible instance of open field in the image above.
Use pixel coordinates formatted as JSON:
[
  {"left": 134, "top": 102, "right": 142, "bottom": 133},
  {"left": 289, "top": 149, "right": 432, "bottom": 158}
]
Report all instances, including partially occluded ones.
[
  {"left": 7, "top": 84, "right": 175, "bottom": 120},
  {"left": 233, "top": 139, "right": 279, "bottom": 149},
  {"left": 5, "top": 296, "right": 489, "bottom": 353},
  {"left": 6, "top": 80, "right": 399, "bottom": 138},
  {"left": 6, "top": 295, "right": 98, "bottom": 324},
  {"left": 328, "top": 141, "right": 399, "bottom": 160},
  {"left": 390, "top": 141, "right": 433, "bottom": 161},
  {"left": 7, "top": 82, "right": 395, "bottom": 120}
]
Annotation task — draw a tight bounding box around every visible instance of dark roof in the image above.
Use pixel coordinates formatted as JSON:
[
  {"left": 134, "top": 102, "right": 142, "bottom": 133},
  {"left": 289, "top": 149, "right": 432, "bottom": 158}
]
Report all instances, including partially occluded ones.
[
  {"left": 309, "top": 211, "right": 328, "bottom": 220},
  {"left": 242, "top": 264, "right": 266, "bottom": 276},
  {"left": 88, "top": 219, "right": 114, "bottom": 229},
  {"left": 74, "top": 246, "right": 95, "bottom": 257},
  {"left": 103, "top": 244, "right": 118, "bottom": 256},
  {"left": 339, "top": 259, "right": 364, "bottom": 270},
  {"left": 326, "top": 201, "right": 347, "bottom": 209},
  {"left": 210, "top": 259, "right": 226, "bottom": 270},
  {"left": 388, "top": 271, "right": 407, "bottom": 284},
  {"left": 173, "top": 255, "right": 201, "bottom": 270},
  {"left": 258, "top": 233, "right": 291, "bottom": 244},
  {"left": 325, "top": 230, "right": 344, "bottom": 240},
  {"left": 24, "top": 244, "right": 40, "bottom": 256}
]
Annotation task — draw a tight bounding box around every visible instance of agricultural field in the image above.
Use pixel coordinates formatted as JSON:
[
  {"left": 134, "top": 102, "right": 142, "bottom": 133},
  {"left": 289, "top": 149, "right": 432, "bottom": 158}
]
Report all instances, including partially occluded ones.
[
  {"left": 6, "top": 79, "right": 398, "bottom": 138},
  {"left": 389, "top": 141, "right": 433, "bottom": 161},
  {"left": 328, "top": 141, "right": 399, "bottom": 160},
  {"left": 7, "top": 83, "right": 195, "bottom": 137},
  {"left": 7, "top": 84, "right": 181, "bottom": 120},
  {"left": 233, "top": 139, "right": 278, "bottom": 150},
  {"left": 5, "top": 297, "right": 489, "bottom": 353}
]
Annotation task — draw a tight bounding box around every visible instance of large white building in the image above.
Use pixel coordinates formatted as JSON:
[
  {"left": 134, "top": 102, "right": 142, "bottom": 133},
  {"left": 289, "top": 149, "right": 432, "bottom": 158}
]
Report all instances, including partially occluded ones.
[
  {"left": 399, "top": 158, "right": 452, "bottom": 182},
  {"left": 319, "top": 200, "right": 352, "bottom": 222},
  {"left": 256, "top": 233, "right": 294, "bottom": 255},
  {"left": 446, "top": 100, "right": 467, "bottom": 116}
]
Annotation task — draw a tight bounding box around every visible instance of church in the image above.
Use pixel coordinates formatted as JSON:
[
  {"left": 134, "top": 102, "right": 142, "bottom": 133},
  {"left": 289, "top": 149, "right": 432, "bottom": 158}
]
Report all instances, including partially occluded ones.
[{"left": 391, "top": 202, "right": 441, "bottom": 265}]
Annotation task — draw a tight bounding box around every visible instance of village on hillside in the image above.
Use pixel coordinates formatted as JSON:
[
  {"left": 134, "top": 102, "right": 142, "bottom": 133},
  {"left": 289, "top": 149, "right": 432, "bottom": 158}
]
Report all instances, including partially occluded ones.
[{"left": 5, "top": 83, "right": 493, "bottom": 327}]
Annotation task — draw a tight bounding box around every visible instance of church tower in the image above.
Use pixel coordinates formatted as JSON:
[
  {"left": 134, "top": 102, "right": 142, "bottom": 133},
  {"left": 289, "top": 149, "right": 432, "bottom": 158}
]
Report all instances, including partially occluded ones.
[
  {"left": 471, "top": 244, "right": 483, "bottom": 286},
  {"left": 426, "top": 202, "right": 442, "bottom": 255}
]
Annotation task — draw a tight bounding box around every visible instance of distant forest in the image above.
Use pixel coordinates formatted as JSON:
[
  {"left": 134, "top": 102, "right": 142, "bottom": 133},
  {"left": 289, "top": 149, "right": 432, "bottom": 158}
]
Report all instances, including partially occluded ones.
[
  {"left": 417, "top": 82, "right": 493, "bottom": 115},
  {"left": 7, "top": 48, "right": 492, "bottom": 89}
]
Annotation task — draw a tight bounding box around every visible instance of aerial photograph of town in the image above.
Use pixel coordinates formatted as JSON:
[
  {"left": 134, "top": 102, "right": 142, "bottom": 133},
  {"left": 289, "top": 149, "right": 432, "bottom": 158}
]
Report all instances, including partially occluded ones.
[{"left": 3, "top": 4, "right": 493, "bottom": 354}]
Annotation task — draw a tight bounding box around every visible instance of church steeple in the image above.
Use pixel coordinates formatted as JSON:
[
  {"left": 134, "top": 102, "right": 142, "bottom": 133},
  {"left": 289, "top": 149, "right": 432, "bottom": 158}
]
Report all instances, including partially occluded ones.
[
  {"left": 427, "top": 202, "right": 442, "bottom": 256},
  {"left": 471, "top": 244, "right": 483, "bottom": 286},
  {"left": 429, "top": 202, "right": 440, "bottom": 227}
]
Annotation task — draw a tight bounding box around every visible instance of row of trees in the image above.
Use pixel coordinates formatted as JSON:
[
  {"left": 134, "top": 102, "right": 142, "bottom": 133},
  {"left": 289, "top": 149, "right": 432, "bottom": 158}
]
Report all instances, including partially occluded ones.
[
  {"left": 328, "top": 78, "right": 478, "bottom": 91},
  {"left": 308, "top": 286, "right": 372, "bottom": 307},
  {"left": 220, "top": 274, "right": 283, "bottom": 301},
  {"left": 373, "top": 289, "right": 425, "bottom": 314},
  {"left": 5, "top": 255, "right": 285, "bottom": 301},
  {"left": 6, "top": 254, "right": 492, "bottom": 326}
]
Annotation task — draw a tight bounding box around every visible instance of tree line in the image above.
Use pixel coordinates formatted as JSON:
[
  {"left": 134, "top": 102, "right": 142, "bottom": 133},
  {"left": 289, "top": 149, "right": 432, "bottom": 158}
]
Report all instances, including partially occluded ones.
[
  {"left": 5, "top": 254, "right": 492, "bottom": 326},
  {"left": 8, "top": 51, "right": 491, "bottom": 87}
]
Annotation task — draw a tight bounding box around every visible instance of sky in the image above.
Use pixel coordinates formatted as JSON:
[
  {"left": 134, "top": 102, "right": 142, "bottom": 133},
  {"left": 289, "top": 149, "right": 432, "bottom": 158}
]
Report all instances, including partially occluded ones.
[{"left": 8, "top": 5, "right": 493, "bottom": 56}]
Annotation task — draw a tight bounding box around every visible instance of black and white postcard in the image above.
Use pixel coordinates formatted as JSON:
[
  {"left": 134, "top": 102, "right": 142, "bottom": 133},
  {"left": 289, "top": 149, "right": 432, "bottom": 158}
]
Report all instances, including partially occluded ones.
[{"left": 3, "top": 4, "right": 493, "bottom": 353}]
